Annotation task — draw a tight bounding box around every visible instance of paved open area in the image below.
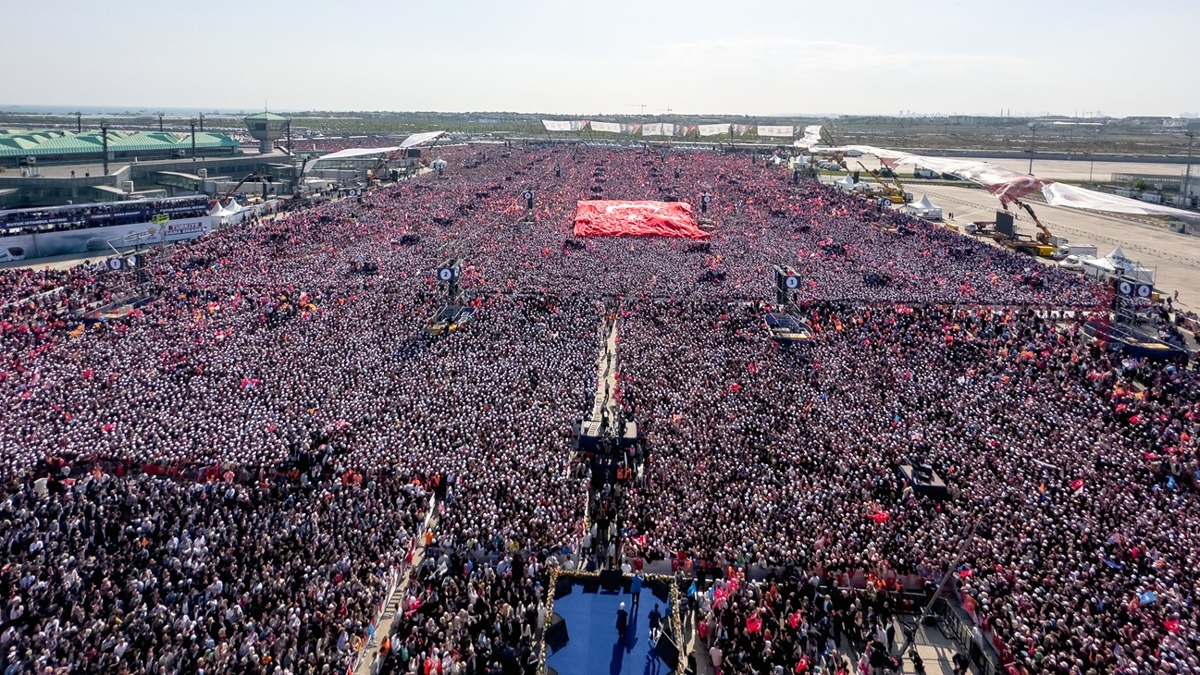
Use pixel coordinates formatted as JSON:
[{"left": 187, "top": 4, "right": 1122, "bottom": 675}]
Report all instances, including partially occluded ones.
[{"left": 905, "top": 183, "right": 1200, "bottom": 308}]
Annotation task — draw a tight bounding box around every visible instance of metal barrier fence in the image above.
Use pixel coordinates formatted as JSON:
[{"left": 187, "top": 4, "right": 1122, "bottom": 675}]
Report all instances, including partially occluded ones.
[{"left": 932, "top": 598, "right": 1002, "bottom": 675}]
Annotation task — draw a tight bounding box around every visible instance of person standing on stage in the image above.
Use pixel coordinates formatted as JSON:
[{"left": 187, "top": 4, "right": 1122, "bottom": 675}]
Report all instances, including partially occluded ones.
[{"left": 630, "top": 571, "right": 644, "bottom": 608}]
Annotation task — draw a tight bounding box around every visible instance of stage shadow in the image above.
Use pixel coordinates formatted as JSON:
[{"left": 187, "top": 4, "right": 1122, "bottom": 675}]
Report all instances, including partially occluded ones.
[
  {"left": 609, "top": 643, "right": 624, "bottom": 675},
  {"left": 625, "top": 608, "right": 640, "bottom": 654}
]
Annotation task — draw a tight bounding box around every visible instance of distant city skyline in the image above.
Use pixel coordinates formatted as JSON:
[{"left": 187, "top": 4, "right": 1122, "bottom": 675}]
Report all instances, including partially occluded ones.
[{"left": 8, "top": 0, "right": 1198, "bottom": 118}]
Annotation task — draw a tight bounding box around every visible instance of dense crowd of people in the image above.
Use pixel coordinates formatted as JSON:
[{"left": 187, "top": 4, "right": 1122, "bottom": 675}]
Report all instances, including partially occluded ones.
[
  {"left": 0, "top": 470, "right": 429, "bottom": 673},
  {"left": 690, "top": 569, "right": 908, "bottom": 675},
  {"left": 619, "top": 299, "right": 1199, "bottom": 673},
  {"left": 370, "top": 544, "right": 552, "bottom": 675},
  {"left": 0, "top": 143, "right": 1196, "bottom": 673}
]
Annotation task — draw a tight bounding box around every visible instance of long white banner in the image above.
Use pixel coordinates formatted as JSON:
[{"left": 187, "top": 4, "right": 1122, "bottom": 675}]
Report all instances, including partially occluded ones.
[
  {"left": 1043, "top": 182, "right": 1200, "bottom": 220},
  {"left": 697, "top": 123, "right": 731, "bottom": 137},
  {"left": 534, "top": 120, "right": 834, "bottom": 142},
  {"left": 543, "top": 120, "right": 590, "bottom": 132},
  {"left": 757, "top": 125, "right": 794, "bottom": 137}
]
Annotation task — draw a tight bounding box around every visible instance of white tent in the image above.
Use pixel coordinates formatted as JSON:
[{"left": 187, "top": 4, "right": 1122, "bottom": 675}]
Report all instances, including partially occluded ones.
[
  {"left": 835, "top": 174, "right": 857, "bottom": 192},
  {"left": 1081, "top": 246, "right": 1154, "bottom": 283},
  {"left": 890, "top": 154, "right": 1200, "bottom": 222},
  {"left": 903, "top": 195, "right": 943, "bottom": 220},
  {"left": 304, "top": 131, "right": 447, "bottom": 174},
  {"left": 208, "top": 200, "right": 248, "bottom": 227},
  {"left": 226, "top": 201, "right": 249, "bottom": 224}
]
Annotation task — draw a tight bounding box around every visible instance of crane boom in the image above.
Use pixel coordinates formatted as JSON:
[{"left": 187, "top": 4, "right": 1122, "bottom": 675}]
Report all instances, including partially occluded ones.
[
  {"left": 220, "top": 172, "right": 263, "bottom": 205},
  {"left": 856, "top": 161, "right": 889, "bottom": 189},
  {"left": 369, "top": 147, "right": 416, "bottom": 186},
  {"left": 1014, "top": 199, "right": 1053, "bottom": 245},
  {"left": 856, "top": 161, "right": 909, "bottom": 203},
  {"left": 888, "top": 166, "right": 911, "bottom": 200}
]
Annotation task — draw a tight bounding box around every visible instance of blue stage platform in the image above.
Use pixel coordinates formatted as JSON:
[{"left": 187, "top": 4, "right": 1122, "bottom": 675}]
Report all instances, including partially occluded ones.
[{"left": 546, "top": 585, "right": 672, "bottom": 675}]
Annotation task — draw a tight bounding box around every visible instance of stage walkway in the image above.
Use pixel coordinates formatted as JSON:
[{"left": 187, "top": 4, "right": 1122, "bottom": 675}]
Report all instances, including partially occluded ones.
[
  {"left": 589, "top": 315, "right": 620, "bottom": 429},
  {"left": 352, "top": 494, "right": 439, "bottom": 675},
  {"left": 578, "top": 312, "right": 621, "bottom": 555}
]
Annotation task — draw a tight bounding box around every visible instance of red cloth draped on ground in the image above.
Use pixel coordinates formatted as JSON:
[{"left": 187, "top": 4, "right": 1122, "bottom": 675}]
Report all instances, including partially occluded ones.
[{"left": 573, "top": 200, "right": 709, "bottom": 239}]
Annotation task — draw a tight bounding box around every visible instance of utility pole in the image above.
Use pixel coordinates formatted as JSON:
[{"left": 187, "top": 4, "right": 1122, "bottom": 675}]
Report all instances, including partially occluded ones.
[
  {"left": 1027, "top": 123, "right": 1037, "bottom": 174},
  {"left": 1184, "top": 131, "right": 1195, "bottom": 206},
  {"left": 75, "top": 111, "right": 82, "bottom": 133},
  {"left": 157, "top": 112, "right": 164, "bottom": 132},
  {"left": 285, "top": 120, "right": 292, "bottom": 154},
  {"left": 189, "top": 118, "right": 197, "bottom": 160},
  {"left": 1091, "top": 124, "right": 1105, "bottom": 184},
  {"left": 198, "top": 113, "right": 204, "bottom": 132},
  {"left": 1088, "top": 126, "right": 1097, "bottom": 183},
  {"left": 100, "top": 120, "right": 109, "bottom": 176}
]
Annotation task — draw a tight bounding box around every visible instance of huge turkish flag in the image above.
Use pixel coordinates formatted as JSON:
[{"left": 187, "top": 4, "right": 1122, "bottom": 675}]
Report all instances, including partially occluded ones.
[{"left": 573, "top": 200, "right": 709, "bottom": 239}]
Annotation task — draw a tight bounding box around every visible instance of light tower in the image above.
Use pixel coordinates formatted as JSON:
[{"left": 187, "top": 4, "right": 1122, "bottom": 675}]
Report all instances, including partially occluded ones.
[{"left": 243, "top": 111, "right": 288, "bottom": 154}]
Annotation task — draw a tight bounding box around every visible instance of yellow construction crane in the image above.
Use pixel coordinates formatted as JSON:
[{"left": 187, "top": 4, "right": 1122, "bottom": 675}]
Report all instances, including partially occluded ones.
[
  {"left": 1014, "top": 199, "right": 1054, "bottom": 246},
  {"left": 991, "top": 201, "right": 1057, "bottom": 257},
  {"left": 888, "top": 168, "right": 914, "bottom": 203},
  {"left": 856, "top": 161, "right": 911, "bottom": 204}
]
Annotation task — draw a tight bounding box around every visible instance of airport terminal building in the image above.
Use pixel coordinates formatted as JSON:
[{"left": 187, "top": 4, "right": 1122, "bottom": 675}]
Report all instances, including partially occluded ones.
[
  {"left": 0, "top": 128, "right": 241, "bottom": 168},
  {"left": 0, "top": 114, "right": 298, "bottom": 209}
]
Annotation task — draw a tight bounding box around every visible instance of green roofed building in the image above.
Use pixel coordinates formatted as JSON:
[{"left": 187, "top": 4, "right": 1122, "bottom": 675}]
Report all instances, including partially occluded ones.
[{"left": 0, "top": 129, "right": 241, "bottom": 167}]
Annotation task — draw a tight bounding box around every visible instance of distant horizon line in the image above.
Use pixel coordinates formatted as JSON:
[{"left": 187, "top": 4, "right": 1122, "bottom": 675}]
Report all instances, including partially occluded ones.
[{"left": 0, "top": 104, "right": 1195, "bottom": 121}]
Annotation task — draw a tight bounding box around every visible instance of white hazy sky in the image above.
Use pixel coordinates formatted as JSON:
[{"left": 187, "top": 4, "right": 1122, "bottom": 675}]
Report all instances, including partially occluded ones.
[{"left": 6, "top": 0, "right": 1198, "bottom": 117}]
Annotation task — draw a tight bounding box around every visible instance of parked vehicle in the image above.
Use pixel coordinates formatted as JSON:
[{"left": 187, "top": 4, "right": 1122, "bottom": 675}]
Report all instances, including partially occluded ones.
[
  {"left": 1059, "top": 254, "right": 1096, "bottom": 271},
  {"left": 1050, "top": 245, "right": 1098, "bottom": 261}
]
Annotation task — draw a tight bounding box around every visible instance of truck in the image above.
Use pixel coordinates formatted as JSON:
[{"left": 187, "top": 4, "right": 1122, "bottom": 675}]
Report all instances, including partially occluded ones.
[
  {"left": 964, "top": 220, "right": 993, "bottom": 236},
  {"left": 1050, "top": 244, "right": 1098, "bottom": 261},
  {"left": 994, "top": 232, "right": 1056, "bottom": 257}
]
